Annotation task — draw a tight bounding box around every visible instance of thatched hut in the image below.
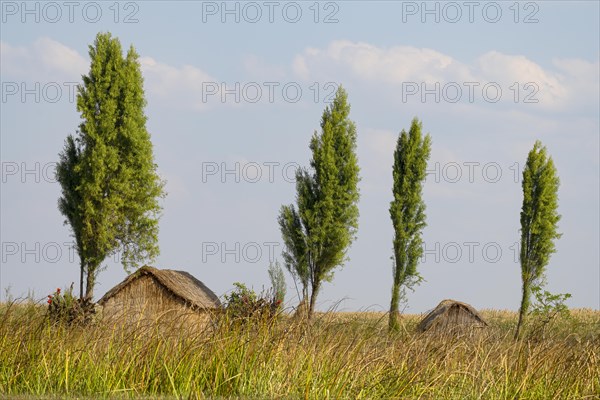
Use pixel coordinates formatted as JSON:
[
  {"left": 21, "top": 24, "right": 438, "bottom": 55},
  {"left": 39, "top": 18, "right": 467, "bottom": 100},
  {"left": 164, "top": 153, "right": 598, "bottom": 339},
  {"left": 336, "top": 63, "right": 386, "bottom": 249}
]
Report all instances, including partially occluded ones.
[
  {"left": 417, "top": 299, "right": 487, "bottom": 333},
  {"left": 98, "top": 265, "right": 221, "bottom": 327}
]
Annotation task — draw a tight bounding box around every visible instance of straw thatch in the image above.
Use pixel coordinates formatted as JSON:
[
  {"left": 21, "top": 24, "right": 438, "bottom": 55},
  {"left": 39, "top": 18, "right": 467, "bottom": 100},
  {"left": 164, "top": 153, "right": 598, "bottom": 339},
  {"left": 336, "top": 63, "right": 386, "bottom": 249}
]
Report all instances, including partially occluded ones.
[
  {"left": 98, "top": 265, "right": 221, "bottom": 326},
  {"left": 417, "top": 299, "right": 487, "bottom": 333}
]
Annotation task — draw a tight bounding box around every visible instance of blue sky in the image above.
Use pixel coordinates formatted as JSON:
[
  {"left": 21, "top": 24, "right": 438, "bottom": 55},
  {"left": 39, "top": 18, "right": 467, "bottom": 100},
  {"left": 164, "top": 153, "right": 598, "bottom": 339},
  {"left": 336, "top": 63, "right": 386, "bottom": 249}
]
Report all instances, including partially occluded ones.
[{"left": 1, "top": 1, "right": 599, "bottom": 312}]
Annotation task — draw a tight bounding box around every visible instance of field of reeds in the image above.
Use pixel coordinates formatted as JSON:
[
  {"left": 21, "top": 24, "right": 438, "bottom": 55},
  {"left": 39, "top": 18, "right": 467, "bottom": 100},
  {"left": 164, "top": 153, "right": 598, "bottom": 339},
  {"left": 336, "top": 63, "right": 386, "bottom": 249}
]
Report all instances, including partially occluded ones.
[{"left": 0, "top": 300, "right": 598, "bottom": 399}]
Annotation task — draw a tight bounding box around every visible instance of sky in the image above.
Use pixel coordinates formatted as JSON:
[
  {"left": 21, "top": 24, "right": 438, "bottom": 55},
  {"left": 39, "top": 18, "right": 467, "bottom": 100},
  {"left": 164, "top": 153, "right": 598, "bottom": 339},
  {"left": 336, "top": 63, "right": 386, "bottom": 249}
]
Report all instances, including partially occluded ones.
[{"left": 1, "top": 0, "right": 598, "bottom": 313}]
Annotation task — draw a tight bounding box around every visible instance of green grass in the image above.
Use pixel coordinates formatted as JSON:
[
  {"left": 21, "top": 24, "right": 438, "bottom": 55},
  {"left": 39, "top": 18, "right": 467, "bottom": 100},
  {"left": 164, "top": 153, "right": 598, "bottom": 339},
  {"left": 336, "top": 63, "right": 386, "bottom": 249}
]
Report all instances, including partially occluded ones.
[{"left": 0, "top": 300, "right": 598, "bottom": 399}]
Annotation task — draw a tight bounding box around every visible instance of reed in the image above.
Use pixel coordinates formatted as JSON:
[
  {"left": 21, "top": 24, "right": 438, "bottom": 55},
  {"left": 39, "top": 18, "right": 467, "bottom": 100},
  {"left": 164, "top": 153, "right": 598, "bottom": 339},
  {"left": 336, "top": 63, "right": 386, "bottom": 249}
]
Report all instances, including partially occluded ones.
[{"left": 0, "top": 300, "right": 597, "bottom": 399}]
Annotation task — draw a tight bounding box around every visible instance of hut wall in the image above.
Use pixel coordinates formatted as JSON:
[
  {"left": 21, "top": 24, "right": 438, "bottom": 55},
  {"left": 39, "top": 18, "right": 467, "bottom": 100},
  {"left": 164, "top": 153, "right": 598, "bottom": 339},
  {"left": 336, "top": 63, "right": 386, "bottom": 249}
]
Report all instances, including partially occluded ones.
[
  {"left": 100, "top": 275, "right": 211, "bottom": 328},
  {"left": 434, "top": 308, "right": 460, "bottom": 330},
  {"left": 425, "top": 306, "right": 485, "bottom": 332}
]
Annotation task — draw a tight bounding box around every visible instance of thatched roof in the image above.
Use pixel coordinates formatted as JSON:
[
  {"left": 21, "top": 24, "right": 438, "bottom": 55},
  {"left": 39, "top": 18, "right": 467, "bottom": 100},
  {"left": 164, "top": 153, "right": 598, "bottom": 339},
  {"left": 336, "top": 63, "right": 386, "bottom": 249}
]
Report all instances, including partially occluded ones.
[
  {"left": 417, "top": 299, "right": 487, "bottom": 333},
  {"left": 98, "top": 266, "right": 221, "bottom": 310}
]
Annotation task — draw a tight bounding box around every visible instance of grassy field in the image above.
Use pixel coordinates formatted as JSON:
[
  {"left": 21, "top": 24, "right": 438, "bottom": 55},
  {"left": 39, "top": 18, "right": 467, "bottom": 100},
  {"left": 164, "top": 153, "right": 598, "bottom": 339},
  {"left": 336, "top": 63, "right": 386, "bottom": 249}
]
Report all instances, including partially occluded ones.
[{"left": 0, "top": 300, "right": 598, "bottom": 399}]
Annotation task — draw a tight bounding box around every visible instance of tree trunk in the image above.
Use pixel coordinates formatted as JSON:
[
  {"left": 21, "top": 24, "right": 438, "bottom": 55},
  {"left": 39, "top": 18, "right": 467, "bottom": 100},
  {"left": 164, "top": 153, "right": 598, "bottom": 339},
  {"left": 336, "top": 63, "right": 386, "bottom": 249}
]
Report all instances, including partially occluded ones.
[
  {"left": 84, "top": 263, "right": 97, "bottom": 301},
  {"left": 389, "top": 281, "right": 401, "bottom": 332},
  {"left": 514, "top": 281, "right": 530, "bottom": 340},
  {"left": 301, "top": 286, "right": 309, "bottom": 317},
  {"left": 295, "top": 287, "right": 309, "bottom": 319},
  {"left": 79, "top": 260, "right": 85, "bottom": 301},
  {"left": 308, "top": 282, "right": 320, "bottom": 320}
]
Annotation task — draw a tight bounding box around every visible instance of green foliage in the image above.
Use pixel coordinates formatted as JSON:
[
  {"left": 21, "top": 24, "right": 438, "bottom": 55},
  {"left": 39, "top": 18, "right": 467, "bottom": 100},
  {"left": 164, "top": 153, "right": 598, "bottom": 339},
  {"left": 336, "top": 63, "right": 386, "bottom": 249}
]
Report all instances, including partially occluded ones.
[
  {"left": 388, "top": 118, "right": 431, "bottom": 332},
  {"left": 279, "top": 205, "right": 309, "bottom": 299},
  {"left": 527, "top": 284, "right": 572, "bottom": 338},
  {"left": 223, "top": 283, "right": 279, "bottom": 320},
  {"left": 515, "top": 140, "right": 561, "bottom": 339},
  {"left": 268, "top": 260, "right": 286, "bottom": 305},
  {"left": 279, "top": 86, "right": 360, "bottom": 318},
  {"left": 56, "top": 136, "right": 85, "bottom": 298},
  {"left": 46, "top": 285, "right": 96, "bottom": 325},
  {"left": 530, "top": 286, "right": 571, "bottom": 317},
  {"left": 57, "top": 32, "right": 165, "bottom": 301}
]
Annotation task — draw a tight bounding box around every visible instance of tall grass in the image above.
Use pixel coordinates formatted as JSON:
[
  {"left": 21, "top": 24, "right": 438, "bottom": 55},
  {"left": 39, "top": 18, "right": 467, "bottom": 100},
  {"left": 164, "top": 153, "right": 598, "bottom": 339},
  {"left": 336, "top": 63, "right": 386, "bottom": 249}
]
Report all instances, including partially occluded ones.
[{"left": 0, "top": 300, "right": 598, "bottom": 399}]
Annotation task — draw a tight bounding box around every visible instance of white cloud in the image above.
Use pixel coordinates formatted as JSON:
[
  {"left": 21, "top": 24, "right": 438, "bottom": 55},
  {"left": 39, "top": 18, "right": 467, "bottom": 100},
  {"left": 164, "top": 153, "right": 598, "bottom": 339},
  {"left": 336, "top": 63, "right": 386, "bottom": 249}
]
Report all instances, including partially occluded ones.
[
  {"left": 292, "top": 40, "right": 472, "bottom": 85},
  {"left": 552, "top": 57, "right": 600, "bottom": 111},
  {"left": 291, "top": 40, "right": 597, "bottom": 111},
  {"left": 3, "top": 37, "right": 596, "bottom": 113},
  {"left": 292, "top": 54, "right": 310, "bottom": 81},
  {"left": 1, "top": 37, "right": 87, "bottom": 81},
  {"left": 1, "top": 37, "right": 218, "bottom": 111},
  {"left": 139, "top": 57, "right": 215, "bottom": 110},
  {"left": 474, "top": 51, "right": 568, "bottom": 107}
]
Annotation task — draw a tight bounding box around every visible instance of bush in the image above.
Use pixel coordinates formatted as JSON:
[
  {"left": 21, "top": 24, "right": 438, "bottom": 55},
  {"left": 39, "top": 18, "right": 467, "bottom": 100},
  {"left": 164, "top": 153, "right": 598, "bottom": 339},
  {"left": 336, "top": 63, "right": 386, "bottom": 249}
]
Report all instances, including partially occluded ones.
[
  {"left": 527, "top": 284, "right": 572, "bottom": 338},
  {"left": 46, "top": 284, "right": 96, "bottom": 325},
  {"left": 268, "top": 260, "right": 286, "bottom": 308},
  {"left": 223, "top": 282, "right": 281, "bottom": 320}
]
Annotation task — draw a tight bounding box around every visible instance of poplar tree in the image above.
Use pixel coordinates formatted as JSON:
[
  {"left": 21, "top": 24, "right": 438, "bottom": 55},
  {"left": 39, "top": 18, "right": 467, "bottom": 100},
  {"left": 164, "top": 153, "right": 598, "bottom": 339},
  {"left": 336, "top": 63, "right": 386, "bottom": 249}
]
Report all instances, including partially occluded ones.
[
  {"left": 56, "top": 135, "right": 85, "bottom": 299},
  {"left": 279, "top": 87, "right": 360, "bottom": 319},
  {"left": 515, "top": 140, "right": 561, "bottom": 339},
  {"left": 388, "top": 118, "right": 431, "bottom": 332},
  {"left": 57, "top": 32, "right": 165, "bottom": 301}
]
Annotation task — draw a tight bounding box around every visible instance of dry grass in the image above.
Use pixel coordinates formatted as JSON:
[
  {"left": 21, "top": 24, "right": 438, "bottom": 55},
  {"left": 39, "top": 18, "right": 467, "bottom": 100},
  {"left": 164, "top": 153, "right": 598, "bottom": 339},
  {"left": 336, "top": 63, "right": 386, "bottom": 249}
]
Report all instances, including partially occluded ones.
[{"left": 0, "top": 300, "right": 598, "bottom": 399}]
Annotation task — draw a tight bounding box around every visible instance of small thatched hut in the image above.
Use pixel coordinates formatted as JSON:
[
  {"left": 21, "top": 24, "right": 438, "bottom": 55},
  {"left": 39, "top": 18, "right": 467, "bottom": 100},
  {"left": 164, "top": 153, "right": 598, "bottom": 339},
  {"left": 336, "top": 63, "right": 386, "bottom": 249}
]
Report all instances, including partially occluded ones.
[
  {"left": 98, "top": 265, "right": 221, "bottom": 326},
  {"left": 417, "top": 299, "right": 487, "bottom": 333}
]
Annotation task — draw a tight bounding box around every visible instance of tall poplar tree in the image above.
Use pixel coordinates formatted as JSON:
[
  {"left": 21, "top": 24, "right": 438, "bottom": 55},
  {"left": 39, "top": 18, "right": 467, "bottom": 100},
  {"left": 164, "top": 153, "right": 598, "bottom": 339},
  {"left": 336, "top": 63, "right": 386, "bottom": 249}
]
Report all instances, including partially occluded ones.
[
  {"left": 57, "top": 32, "right": 165, "bottom": 301},
  {"left": 279, "top": 86, "right": 360, "bottom": 319},
  {"left": 515, "top": 140, "right": 561, "bottom": 339},
  {"left": 388, "top": 118, "right": 431, "bottom": 332},
  {"left": 56, "top": 135, "right": 85, "bottom": 299}
]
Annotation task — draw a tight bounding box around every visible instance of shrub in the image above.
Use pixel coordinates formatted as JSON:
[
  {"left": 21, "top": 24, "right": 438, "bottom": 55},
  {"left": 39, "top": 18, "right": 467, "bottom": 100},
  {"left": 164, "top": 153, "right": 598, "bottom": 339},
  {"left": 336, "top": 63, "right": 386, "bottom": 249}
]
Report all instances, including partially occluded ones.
[
  {"left": 46, "top": 284, "right": 96, "bottom": 325},
  {"left": 527, "top": 284, "right": 572, "bottom": 338},
  {"left": 223, "top": 282, "right": 280, "bottom": 320},
  {"left": 268, "top": 260, "right": 286, "bottom": 309}
]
